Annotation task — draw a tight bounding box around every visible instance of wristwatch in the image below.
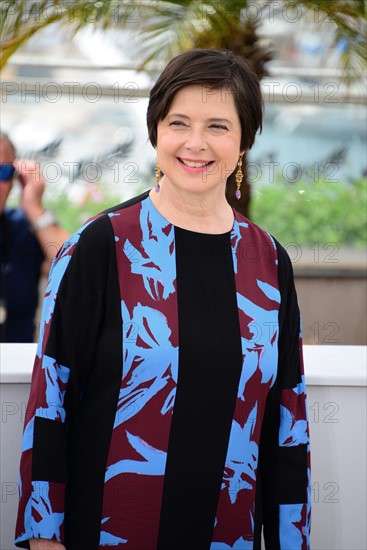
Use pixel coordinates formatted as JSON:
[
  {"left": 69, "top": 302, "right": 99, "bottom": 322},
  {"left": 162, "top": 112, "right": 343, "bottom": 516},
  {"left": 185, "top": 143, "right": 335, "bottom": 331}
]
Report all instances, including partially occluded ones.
[{"left": 31, "top": 210, "right": 58, "bottom": 232}]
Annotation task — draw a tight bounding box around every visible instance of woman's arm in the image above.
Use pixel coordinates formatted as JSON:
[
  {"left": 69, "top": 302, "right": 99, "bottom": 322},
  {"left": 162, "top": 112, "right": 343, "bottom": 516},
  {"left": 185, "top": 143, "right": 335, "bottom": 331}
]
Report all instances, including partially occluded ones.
[
  {"left": 15, "top": 216, "right": 113, "bottom": 548},
  {"left": 259, "top": 241, "right": 311, "bottom": 548}
]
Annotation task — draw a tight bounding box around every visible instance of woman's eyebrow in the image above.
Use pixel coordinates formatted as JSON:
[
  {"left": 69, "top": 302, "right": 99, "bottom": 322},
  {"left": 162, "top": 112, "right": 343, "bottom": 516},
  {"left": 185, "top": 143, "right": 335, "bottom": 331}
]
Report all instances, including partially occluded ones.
[
  {"left": 166, "top": 113, "right": 233, "bottom": 125},
  {"left": 166, "top": 113, "right": 190, "bottom": 119},
  {"left": 207, "top": 117, "right": 232, "bottom": 125}
]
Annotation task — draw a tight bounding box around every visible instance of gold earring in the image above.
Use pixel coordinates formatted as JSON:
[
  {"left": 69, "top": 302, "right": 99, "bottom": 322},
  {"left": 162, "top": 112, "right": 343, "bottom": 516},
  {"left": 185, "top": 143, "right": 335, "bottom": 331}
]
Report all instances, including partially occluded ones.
[
  {"left": 235, "top": 154, "right": 244, "bottom": 200},
  {"left": 155, "top": 161, "right": 161, "bottom": 193}
]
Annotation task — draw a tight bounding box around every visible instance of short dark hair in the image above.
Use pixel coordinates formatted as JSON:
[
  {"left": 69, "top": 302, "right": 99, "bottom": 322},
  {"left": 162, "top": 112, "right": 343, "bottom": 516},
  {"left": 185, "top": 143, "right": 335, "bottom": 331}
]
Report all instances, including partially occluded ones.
[{"left": 147, "top": 48, "right": 263, "bottom": 151}]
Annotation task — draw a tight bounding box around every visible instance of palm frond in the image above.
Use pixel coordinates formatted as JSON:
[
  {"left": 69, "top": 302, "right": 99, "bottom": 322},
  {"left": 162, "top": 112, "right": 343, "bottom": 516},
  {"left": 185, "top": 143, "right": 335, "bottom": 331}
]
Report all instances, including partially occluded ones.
[
  {"left": 135, "top": 0, "right": 267, "bottom": 71},
  {"left": 0, "top": 0, "right": 138, "bottom": 69},
  {"left": 277, "top": 0, "right": 366, "bottom": 80},
  {"left": 135, "top": 0, "right": 236, "bottom": 69}
]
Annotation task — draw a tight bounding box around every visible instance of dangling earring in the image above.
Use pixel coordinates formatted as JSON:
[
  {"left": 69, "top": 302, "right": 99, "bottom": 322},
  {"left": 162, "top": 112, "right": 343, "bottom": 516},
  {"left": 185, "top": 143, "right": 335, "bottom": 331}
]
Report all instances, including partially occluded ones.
[
  {"left": 235, "top": 153, "right": 244, "bottom": 200},
  {"left": 155, "top": 161, "right": 161, "bottom": 193}
]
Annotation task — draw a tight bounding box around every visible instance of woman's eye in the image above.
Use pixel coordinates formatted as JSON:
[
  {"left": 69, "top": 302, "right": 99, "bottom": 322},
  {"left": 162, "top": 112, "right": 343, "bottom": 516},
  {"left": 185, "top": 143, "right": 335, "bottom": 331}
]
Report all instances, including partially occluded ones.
[
  {"left": 210, "top": 124, "right": 228, "bottom": 130},
  {"left": 169, "top": 120, "right": 187, "bottom": 127}
]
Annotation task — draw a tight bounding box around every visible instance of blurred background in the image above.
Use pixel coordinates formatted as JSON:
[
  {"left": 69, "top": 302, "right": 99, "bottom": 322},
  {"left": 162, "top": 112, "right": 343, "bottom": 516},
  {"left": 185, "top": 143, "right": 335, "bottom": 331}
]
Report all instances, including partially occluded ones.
[{"left": 1, "top": 0, "right": 366, "bottom": 344}]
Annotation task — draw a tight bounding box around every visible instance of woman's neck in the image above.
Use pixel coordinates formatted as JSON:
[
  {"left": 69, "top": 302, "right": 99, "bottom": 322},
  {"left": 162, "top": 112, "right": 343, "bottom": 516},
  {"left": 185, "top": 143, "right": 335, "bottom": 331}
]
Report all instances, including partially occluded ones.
[{"left": 148, "top": 179, "right": 234, "bottom": 234}]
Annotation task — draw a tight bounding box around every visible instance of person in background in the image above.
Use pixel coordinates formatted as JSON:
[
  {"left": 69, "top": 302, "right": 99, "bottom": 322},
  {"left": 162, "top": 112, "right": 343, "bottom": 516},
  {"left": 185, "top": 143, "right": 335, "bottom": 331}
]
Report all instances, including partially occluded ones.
[
  {"left": 0, "top": 132, "right": 69, "bottom": 342},
  {"left": 15, "top": 49, "right": 310, "bottom": 549}
]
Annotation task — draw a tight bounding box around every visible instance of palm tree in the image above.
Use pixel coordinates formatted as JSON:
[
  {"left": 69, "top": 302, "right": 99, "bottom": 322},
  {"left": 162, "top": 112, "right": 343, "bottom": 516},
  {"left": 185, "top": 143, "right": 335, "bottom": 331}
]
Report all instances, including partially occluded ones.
[
  {"left": 134, "top": 0, "right": 366, "bottom": 215},
  {"left": 1, "top": 0, "right": 365, "bottom": 216}
]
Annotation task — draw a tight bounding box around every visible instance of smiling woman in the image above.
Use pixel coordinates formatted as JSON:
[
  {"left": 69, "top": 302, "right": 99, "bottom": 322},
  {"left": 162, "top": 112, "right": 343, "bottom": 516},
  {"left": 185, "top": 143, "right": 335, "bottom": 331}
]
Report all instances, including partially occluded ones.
[
  {"left": 15, "top": 49, "right": 311, "bottom": 550},
  {"left": 151, "top": 85, "right": 243, "bottom": 233},
  {"left": 146, "top": 48, "right": 262, "bottom": 234}
]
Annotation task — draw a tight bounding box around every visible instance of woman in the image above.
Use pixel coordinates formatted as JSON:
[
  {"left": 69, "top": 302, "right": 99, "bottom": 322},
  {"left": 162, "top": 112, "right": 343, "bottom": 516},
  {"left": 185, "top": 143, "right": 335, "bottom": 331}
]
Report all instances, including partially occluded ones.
[{"left": 15, "top": 49, "right": 311, "bottom": 550}]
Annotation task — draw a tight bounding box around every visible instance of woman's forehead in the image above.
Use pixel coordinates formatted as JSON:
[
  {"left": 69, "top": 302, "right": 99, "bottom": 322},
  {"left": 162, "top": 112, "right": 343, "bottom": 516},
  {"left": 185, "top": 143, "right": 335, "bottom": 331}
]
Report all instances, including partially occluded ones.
[{"left": 167, "top": 85, "right": 238, "bottom": 114}]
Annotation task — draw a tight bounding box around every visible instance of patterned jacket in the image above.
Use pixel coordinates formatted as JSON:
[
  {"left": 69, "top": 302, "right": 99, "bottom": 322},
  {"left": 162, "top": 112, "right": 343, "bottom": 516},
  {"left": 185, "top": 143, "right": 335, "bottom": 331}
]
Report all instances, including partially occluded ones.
[{"left": 15, "top": 189, "right": 311, "bottom": 549}]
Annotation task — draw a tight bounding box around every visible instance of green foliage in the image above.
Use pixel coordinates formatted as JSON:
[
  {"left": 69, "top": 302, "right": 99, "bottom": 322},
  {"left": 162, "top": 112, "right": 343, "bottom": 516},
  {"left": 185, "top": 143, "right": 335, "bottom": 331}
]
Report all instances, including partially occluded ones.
[
  {"left": 41, "top": 177, "right": 366, "bottom": 248},
  {"left": 44, "top": 192, "right": 121, "bottom": 234},
  {"left": 251, "top": 177, "right": 366, "bottom": 248}
]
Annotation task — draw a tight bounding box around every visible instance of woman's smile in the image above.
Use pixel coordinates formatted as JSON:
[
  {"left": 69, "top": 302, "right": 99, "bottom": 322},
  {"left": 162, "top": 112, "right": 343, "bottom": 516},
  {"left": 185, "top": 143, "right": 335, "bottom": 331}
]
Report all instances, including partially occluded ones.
[{"left": 177, "top": 156, "right": 216, "bottom": 173}]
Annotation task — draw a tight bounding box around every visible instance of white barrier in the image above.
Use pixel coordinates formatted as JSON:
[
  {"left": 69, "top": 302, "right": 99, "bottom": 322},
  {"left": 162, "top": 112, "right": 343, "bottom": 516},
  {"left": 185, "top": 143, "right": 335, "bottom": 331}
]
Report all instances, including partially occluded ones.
[{"left": 1, "top": 344, "right": 366, "bottom": 550}]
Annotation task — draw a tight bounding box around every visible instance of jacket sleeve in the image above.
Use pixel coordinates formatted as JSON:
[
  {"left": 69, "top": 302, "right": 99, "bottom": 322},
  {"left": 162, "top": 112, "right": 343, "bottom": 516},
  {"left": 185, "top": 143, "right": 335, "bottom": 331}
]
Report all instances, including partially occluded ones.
[
  {"left": 14, "top": 215, "right": 116, "bottom": 548},
  {"left": 258, "top": 240, "right": 311, "bottom": 549}
]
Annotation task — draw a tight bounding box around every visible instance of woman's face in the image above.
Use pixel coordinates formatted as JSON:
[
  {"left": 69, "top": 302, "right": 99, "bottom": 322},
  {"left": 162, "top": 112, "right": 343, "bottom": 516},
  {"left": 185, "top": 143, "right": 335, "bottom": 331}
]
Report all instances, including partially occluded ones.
[{"left": 156, "top": 85, "right": 243, "bottom": 196}]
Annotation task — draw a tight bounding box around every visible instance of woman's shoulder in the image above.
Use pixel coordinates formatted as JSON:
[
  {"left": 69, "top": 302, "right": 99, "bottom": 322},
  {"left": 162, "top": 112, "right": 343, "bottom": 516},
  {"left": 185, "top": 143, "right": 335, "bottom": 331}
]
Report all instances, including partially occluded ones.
[
  {"left": 101, "top": 188, "right": 151, "bottom": 217},
  {"left": 233, "top": 207, "right": 293, "bottom": 272},
  {"left": 233, "top": 207, "right": 276, "bottom": 246},
  {"left": 70, "top": 189, "right": 151, "bottom": 244}
]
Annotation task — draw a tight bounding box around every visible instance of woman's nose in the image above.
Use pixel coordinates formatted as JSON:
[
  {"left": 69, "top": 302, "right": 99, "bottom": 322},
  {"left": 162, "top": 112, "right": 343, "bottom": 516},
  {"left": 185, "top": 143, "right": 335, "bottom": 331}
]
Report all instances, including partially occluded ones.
[{"left": 184, "top": 128, "right": 207, "bottom": 151}]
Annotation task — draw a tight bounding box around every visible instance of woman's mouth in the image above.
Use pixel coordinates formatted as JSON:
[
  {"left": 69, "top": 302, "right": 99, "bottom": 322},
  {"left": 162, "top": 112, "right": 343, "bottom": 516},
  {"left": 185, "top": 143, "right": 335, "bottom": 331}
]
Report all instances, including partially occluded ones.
[{"left": 177, "top": 157, "right": 215, "bottom": 172}]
